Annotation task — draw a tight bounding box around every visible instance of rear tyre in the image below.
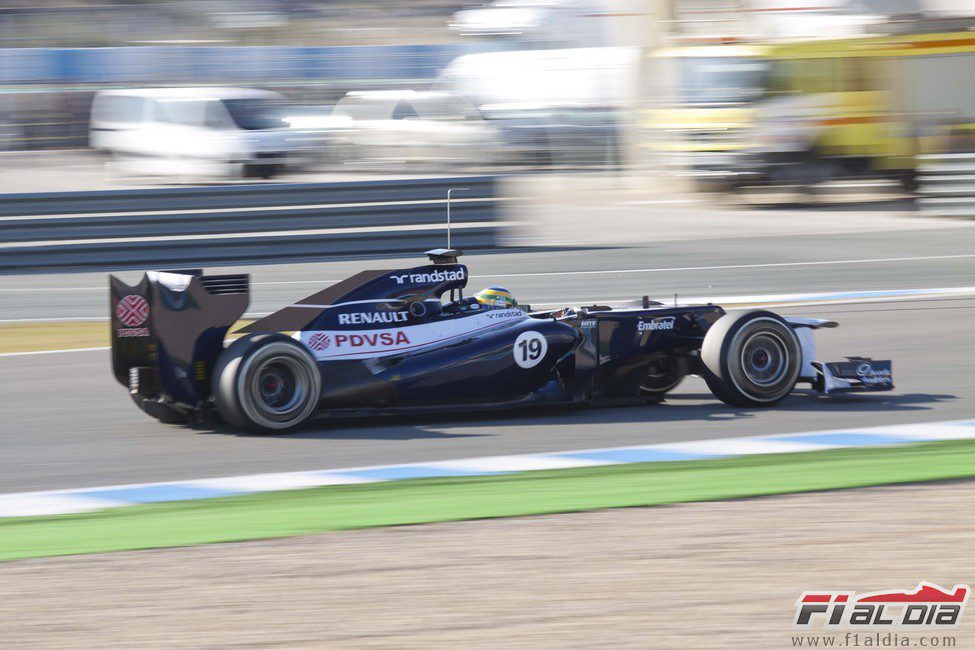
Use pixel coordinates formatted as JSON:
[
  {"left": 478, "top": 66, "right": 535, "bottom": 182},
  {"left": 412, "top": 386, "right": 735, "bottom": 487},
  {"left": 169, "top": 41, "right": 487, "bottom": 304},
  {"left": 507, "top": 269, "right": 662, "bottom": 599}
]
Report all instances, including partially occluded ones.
[
  {"left": 639, "top": 356, "right": 684, "bottom": 396},
  {"left": 701, "top": 310, "right": 801, "bottom": 407},
  {"left": 212, "top": 333, "right": 321, "bottom": 434}
]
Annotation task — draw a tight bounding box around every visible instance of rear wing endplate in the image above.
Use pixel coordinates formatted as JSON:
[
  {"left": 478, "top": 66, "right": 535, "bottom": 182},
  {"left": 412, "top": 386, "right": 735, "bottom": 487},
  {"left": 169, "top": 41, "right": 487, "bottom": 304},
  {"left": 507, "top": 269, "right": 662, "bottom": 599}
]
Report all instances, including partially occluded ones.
[{"left": 110, "top": 270, "right": 249, "bottom": 406}]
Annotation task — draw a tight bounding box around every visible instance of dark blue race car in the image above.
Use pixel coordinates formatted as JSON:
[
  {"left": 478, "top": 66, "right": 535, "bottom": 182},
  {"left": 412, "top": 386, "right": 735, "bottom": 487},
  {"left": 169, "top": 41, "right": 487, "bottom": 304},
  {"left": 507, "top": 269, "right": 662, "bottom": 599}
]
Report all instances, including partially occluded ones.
[{"left": 110, "top": 249, "right": 893, "bottom": 433}]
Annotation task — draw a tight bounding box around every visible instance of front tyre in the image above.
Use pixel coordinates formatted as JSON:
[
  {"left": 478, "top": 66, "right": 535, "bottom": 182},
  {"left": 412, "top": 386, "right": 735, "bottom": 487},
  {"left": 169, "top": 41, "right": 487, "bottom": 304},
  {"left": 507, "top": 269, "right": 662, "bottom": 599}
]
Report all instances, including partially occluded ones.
[
  {"left": 701, "top": 310, "right": 801, "bottom": 407},
  {"left": 212, "top": 333, "right": 321, "bottom": 434}
]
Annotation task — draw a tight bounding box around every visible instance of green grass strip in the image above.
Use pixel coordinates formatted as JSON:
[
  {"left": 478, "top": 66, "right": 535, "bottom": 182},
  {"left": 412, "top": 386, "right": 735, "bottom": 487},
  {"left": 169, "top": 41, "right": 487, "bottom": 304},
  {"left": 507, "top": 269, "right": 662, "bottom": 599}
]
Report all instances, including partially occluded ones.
[{"left": 3, "top": 439, "right": 975, "bottom": 562}]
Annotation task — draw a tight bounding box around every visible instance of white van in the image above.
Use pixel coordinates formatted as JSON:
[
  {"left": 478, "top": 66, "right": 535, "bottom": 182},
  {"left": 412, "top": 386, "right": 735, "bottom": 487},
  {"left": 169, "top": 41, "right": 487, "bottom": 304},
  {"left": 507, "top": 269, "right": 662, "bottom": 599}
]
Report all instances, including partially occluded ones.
[
  {"left": 330, "top": 90, "right": 503, "bottom": 168},
  {"left": 90, "top": 87, "right": 295, "bottom": 179}
]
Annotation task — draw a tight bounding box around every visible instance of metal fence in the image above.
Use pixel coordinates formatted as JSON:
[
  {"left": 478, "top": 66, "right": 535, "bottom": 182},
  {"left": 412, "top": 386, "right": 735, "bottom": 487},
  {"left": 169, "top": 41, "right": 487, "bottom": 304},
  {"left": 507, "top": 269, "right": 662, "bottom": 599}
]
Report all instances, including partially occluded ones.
[{"left": 0, "top": 176, "right": 499, "bottom": 272}]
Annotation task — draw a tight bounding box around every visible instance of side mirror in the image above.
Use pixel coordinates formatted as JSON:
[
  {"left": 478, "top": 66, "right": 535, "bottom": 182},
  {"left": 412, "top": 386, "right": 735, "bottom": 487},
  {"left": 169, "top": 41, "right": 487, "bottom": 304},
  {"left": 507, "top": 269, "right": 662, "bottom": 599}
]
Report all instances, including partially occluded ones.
[{"left": 409, "top": 300, "right": 442, "bottom": 320}]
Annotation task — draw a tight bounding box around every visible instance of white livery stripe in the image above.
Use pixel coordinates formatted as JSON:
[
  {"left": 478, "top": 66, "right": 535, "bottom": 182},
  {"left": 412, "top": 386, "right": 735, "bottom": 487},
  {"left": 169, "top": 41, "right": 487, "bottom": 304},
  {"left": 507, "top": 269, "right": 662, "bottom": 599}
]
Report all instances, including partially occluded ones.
[{"left": 299, "top": 309, "right": 527, "bottom": 360}]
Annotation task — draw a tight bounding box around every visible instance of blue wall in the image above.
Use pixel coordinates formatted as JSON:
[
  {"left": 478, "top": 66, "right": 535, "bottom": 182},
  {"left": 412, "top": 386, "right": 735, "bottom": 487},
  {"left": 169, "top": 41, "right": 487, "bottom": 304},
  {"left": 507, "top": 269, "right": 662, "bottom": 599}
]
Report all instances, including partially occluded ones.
[{"left": 0, "top": 43, "right": 499, "bottom": 85}]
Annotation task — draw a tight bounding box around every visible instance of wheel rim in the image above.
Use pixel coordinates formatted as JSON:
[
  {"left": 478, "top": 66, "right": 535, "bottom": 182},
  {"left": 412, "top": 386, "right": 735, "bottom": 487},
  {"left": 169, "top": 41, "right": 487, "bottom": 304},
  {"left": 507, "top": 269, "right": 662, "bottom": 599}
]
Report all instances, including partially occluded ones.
[
  {"left": 740, "top": 333, "right": 788, "bottom": 387},
  {"left": 726, "top": 319, "right": 799, "bottom": 403},
  {"left": 256, "top": 362, "right": 303, "bottom": 413},
  {"left": 238, "top": 343, "right": 320, "bottom": 430}
]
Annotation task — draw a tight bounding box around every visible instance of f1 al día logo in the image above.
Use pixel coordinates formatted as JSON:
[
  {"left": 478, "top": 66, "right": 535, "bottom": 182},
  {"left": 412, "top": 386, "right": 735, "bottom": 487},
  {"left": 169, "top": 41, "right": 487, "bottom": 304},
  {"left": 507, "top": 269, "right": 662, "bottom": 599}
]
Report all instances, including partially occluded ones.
[{"left": 795, "top": 582, "right": 969, "bottom": 628}]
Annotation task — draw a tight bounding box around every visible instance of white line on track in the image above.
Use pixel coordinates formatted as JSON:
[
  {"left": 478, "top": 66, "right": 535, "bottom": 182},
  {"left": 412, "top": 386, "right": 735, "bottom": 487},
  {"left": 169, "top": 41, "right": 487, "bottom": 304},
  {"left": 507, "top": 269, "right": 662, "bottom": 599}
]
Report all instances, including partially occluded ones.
[
  {"left": 214, "top": 252, "right": 975, "bottom": 285},
  {"left": 2, "top": 252, "right": 972, "bottom": 293},
  {"left": 0, "top": 346, "right": 108, "bottom": 357},
  {"left": 531, "top": 286, "right": 975, "bottom": 308},
  {"left": 0, "top": 287, "right": 104, "bottom": 293},
  {"left": 0, "top": 316, "right": 109, "bottom": 322},
  {"left": 473, "top": 253, "right": 975, "bottom": 280}
]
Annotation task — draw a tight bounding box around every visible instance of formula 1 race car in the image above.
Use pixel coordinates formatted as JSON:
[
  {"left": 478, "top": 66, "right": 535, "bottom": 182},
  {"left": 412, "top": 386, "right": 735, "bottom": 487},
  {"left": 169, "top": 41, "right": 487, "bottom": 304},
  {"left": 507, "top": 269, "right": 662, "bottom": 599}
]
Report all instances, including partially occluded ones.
[{"left": 110, "top": 249, "right": 893, "bottom": 433}]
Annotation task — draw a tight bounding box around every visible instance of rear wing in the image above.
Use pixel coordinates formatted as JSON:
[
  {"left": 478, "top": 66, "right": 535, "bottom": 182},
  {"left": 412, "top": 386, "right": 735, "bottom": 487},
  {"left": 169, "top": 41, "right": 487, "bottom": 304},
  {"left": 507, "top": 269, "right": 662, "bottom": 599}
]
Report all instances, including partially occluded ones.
[{"left": 110, "top": 270, "right": 249, "bottom": 407}]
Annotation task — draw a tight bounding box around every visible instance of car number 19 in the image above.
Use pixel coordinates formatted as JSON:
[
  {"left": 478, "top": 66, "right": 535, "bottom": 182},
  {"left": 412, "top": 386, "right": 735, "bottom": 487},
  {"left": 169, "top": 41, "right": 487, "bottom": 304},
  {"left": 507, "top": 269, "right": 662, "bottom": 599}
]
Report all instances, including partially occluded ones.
[{"left": 513, "top": 330, "right": 548, "bottom": 369}]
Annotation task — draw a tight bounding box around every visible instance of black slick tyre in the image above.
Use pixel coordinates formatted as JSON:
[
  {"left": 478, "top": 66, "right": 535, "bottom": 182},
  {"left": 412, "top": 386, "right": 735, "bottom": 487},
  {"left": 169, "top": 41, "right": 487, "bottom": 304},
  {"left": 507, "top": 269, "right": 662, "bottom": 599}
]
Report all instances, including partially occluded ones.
[
  {"left": 212, "top": 333, "right": 321, "bottom": 434},
  {"left": 701, "top": 310, "right": 801, "bottom": 407}
]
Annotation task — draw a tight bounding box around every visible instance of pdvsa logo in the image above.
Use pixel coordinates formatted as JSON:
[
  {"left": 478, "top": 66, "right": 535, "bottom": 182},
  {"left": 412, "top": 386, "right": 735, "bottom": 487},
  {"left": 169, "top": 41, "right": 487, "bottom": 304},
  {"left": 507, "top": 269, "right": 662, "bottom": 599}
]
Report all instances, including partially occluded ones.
[
  {"left": 794, "top": 582, "right": 969, "bottom": 628},
  {"left": 307, "top": 332, "right": 331, "bottom": 351},
  {"left": 116, "top": 294, "right": 150, "bottom": 338},
  {"left": 334, "top": 331, "right": 410, "bottom": 348},
  {"left": 117, "top": 294, "right": 149, "bottom": 327}
]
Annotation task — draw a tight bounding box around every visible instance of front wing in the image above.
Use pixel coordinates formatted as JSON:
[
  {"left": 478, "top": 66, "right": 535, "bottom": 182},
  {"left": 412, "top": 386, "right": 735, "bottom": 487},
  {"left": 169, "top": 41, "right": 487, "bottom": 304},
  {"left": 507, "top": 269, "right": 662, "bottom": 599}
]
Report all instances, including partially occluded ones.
[
  {"left": 813, "top": 358, "right": 894, "bottom": 394},
  {"left": 786, "top": 318, "right": 894, "bottom": 395}
]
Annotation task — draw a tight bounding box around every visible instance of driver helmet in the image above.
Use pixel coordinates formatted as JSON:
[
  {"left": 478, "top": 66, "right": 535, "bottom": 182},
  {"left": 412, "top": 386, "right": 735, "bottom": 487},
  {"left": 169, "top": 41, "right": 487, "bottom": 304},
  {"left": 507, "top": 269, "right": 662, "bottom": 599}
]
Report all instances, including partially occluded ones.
[{"left": 474, "top": 286, "right": 517, "bottom": 308}]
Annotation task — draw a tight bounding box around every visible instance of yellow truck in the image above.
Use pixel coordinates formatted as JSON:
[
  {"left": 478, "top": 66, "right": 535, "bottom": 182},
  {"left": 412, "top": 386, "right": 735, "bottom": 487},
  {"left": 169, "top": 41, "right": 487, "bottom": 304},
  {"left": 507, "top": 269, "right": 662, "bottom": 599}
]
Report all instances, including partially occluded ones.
[{"left": 647, "top": 25, "right": 975, "bottom": 191}]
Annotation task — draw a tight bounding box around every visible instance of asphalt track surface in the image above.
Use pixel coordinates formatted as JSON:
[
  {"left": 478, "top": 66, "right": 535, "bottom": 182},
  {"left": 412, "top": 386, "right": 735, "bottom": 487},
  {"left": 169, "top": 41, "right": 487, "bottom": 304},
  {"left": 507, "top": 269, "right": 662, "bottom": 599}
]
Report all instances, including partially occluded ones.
[
  {"left": 3, "top": 222, "right": 975, "bottom": 321},
  {"left": 2, "top": 214, "right": 974, "bottom": 492},
  {"left": 2, "top": 194, "right": 974, "bottom": 492}
]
